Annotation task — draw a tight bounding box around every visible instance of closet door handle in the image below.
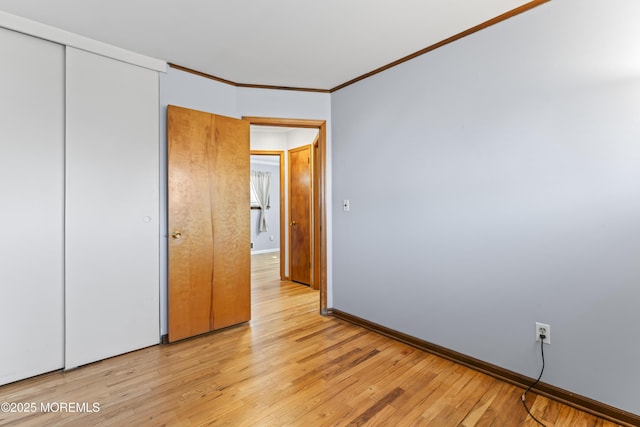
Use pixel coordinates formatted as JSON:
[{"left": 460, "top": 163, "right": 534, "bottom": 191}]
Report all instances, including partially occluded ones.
[
  {"left": 290, "top": 221, "right": 296, "bottom": 226},
  {"left": 171, "top": 231, "right": 182, "bottom": 239}
]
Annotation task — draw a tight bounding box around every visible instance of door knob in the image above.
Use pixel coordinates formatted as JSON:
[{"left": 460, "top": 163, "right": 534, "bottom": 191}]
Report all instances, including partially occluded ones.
[
  {"left": 290, "top": 221, "right": 296, "bottom": 226},
  {"left": 172, "top": 231, "right": 182, "bottom": 239}
]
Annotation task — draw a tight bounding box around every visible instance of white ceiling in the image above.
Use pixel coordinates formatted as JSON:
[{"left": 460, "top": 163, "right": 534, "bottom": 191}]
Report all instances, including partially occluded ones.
[{"left": 0, "top": 0, "right": 534, "bottom": 90}]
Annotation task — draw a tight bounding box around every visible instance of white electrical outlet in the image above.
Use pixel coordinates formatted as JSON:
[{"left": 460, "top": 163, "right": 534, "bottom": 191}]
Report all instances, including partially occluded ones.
[{"left": 535, "top": 322, "right": 551, "bottom": 344}]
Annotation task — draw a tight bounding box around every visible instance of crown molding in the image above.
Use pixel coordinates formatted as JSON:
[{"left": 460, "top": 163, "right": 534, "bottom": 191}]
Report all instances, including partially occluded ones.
[
  {"left": 330, "top": 0, "right": 550, "bottom": 92},
  {"left": 169, "top": 0, "right": 549, "bottom": 93},
  {"left": 169, "top": 63, "right": 330, "bottom": 93}
]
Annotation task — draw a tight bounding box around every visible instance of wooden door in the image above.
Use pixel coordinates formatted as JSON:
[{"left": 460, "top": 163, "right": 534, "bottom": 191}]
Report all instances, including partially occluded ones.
[
  {"left": 289, "top": 145, "right": 312, "bottom": 285},
  {"left": 168, "top": 105, "right": 250, "bottom": 342}
]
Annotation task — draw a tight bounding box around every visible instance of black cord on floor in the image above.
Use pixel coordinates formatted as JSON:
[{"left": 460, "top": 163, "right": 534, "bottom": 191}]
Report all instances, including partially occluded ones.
[{"left": 521, "top": 338, "right": 547, "bottom": 427}]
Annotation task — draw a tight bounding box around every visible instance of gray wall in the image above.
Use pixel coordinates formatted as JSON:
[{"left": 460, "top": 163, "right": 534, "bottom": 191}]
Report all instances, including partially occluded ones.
[{"left": 331, "top": 0, "right": 640, "bottom": 415}]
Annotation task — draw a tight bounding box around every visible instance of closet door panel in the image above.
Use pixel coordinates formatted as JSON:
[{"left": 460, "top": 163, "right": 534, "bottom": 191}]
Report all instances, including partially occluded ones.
[
  {"left": 0, "top": 28, "right": 64, "bottom": 385},
  {"left": 65, "top": 47, "right": 159, "bottom": 368}
]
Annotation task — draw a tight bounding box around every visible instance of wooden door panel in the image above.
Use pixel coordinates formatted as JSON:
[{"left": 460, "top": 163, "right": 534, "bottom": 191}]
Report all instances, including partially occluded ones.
[
  {"left": 168, "top": 106, "right": 214, "bottom": 341},
  {"left": 168, "top": 105, "right": 250, "bottom": 342},
  {"left": 289, "top": 145, "right": 312, "bottom": 285},
  {"left": 210, "top": 114, "right": 251, "bottom": 330}
]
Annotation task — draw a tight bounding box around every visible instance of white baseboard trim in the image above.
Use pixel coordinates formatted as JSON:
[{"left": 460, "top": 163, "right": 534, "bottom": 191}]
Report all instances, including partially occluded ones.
[{"left": 251, "top": 248, "right": 280, "bottom": 255}]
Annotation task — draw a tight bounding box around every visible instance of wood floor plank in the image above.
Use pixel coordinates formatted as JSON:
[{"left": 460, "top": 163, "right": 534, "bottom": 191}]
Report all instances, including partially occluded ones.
[
  {"left": 348, "top": 386, "right": 405, "bottom": 426},
  {"left": 0, "top": 253, "right": 624, "bottom": 426},
  {"left": 457, "top": 381, "right": 504, "bottom": 427}
]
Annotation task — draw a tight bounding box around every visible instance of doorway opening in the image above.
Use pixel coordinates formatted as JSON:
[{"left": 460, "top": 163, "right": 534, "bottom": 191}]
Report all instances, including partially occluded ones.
[
  {"left": 247, "top": 117, "right": 327, "bottom": 314},
  {"left": 250, "top": 150, "right": 284, "bottom": 280}
]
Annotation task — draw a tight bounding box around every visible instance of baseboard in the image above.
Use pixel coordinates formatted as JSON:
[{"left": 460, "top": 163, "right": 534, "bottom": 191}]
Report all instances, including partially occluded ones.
[
  {"left": 250, "top": 248, "right": 280, "bottom": 255},
  {"left": 329, "top": 308, "right": 639, "bottom": 427}
]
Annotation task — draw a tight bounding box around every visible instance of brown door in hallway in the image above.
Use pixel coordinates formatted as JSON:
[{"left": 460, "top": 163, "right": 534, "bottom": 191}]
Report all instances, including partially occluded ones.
[
  {"left": 167, "top": 105, "right": 250, "bottom": 342},
  {"left": 289, "top": 145, "right": 312, "bottom": 285}
]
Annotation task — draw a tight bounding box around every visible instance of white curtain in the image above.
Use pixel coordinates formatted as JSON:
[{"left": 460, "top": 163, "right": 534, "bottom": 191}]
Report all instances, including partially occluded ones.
[{"left": 251, "top": 170, "right": 271, "bottom": 232}]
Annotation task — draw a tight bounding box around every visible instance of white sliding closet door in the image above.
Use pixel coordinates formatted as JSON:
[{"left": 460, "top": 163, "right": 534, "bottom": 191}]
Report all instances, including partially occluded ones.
[
  {"left": 65, "top": 47, "right": 159, "bottom": 368},
  {"left": 0, "top": 28, "right": 64, "bottom": 385}
]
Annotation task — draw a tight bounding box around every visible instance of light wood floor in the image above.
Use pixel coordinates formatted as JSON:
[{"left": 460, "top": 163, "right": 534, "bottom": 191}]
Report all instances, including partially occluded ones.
[{"left": 0, "top": 253, "right": 622, "bottom": 426}]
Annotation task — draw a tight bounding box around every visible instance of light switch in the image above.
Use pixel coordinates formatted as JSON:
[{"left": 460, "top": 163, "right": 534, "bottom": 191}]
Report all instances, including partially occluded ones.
[{"left": 343, "top": 199, "right": 350, "bottom": 211}]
